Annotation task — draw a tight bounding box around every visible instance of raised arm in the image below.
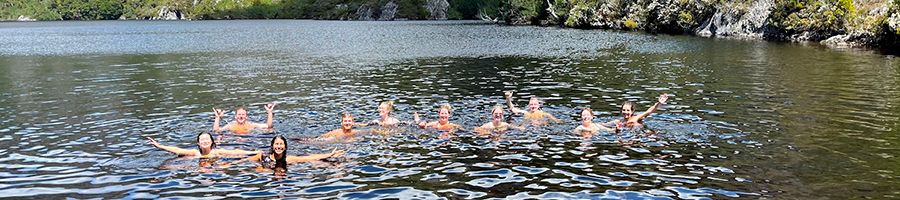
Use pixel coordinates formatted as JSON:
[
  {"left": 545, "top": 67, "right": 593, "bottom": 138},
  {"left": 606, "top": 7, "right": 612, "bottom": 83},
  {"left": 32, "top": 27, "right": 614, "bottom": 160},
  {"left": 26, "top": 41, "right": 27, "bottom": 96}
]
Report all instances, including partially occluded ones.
[
  {"left": 413, "top": 112, "right": 427, "bottom": 128},
  {"left": 504, "top": 91, "right": 526, "bottom": 115},
  {"left": 635, "top": 94, "right": 668, "bottom": 121},
  {"left": 212, "top": 108, "right": 225, "bottom": 133},
  {"left": 263, "top": 102, "right": 275, "bottom": 129},
  {"left": 286, "top": 149, "right": 345, "bottom": 164},
  {"left": 147, "top": 137, "right": 199, "bottom": 156}
]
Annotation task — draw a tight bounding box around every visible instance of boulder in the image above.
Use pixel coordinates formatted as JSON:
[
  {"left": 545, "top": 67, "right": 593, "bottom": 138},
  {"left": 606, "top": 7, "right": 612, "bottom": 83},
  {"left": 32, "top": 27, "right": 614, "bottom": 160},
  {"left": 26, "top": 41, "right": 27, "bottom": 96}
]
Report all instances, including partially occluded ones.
[
  {"left": 380, "top": 1, "right": 398, "bottom": 21},
  {"left": 424, "top": 0, "right": 449, "bottom": 20}
]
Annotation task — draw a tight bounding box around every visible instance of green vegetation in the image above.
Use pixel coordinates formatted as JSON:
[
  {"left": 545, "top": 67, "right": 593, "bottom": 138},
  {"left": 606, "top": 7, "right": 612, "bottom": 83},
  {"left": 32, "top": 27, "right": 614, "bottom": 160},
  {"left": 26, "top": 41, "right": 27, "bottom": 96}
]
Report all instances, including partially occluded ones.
[{"left": 1, "top": 0, "right": 501, "bottom": 20}]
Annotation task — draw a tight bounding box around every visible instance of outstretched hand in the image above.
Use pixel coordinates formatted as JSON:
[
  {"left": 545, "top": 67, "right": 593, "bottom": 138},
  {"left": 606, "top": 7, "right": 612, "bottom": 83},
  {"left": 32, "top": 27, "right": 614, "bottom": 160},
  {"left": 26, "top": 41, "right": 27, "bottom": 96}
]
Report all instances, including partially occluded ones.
[
  {"left": 657, "top": 94, "right": 669, "bottom": 104},
  {"left": 413, "top": 112, "right": 421, "bottom": 122},
  {"left": 213, "top": 108, "right": 225, "bottom": 118},
  {"left": 329, "top": 148, "right": 345, "bottom": 158},
  {"left": 264, "top": 102, "right": 276, "bottom": 113},
  {"left": 146, "top": 137, "right": 160, "bottom": 147},
  {"left": 504, "top": 91, "right": 514, "bottom": 99}
]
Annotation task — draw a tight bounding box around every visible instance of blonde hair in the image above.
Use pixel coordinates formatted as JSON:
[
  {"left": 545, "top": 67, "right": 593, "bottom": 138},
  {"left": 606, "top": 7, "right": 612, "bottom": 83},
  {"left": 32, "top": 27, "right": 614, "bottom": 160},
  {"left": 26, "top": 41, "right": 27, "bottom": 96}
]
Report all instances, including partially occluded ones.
[
  {"left": 380, "top": 101, "right": 394, "bottom": 112},
  {"left": 439, "top": 103, "right": 452, "bottom": 113},
  {"left": 582, "top": 107, "right": 593, "bottom": 114},
  {"left": 341, "top": 112, "right": 353, "bottom": 119},
  {"left": 492, "top": 105, "right": 504, "bottom": 114}
]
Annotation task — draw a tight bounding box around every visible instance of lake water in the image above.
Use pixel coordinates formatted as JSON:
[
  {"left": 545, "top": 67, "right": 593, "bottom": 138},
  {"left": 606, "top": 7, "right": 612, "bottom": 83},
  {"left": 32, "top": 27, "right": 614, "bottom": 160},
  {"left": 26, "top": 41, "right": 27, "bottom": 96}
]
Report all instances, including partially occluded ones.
[{"left": 0, "top": 20, "right": 898, "bottom": 199}]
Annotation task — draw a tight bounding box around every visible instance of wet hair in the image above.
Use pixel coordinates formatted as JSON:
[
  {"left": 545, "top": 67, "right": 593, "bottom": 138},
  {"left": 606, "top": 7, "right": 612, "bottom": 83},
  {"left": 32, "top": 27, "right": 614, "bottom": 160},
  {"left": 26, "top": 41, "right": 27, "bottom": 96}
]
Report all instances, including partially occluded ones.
[
  {"left": 380, "top": 101, "right": 394, "bottom": 112},
  {"left": 270, "top": 135, "right": 288, "bottom": 169},
  {"left": 582, "top": 107, "right": 593, "bottom": 115},
  {"left": 491, "top": 105, "right": 504, "bottom": 114},
  {"left": 235, "top": 106, "right": 247, "bottom": 112},
  {"left": 622, "top": 102, "right": 636, "bottom": 110},
  {"left": 341, "top": 112, "right": 353, "bottom": 119},
  {"left": 196, "top": 132, "right": 216, "bottom": 156},
  {"left": 439, "top": 104, "right": 453, "bottom": 114}
]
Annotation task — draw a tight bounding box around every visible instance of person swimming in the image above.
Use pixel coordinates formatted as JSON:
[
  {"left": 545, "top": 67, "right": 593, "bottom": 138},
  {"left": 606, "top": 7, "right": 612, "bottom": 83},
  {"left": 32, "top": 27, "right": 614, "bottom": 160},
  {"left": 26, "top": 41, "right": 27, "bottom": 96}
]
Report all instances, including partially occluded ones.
[
  {"left": 572, "top": 107, "right": 616, "bottom": 138},
  {"left": 475, "top": 105, "right": 524, "bottom": 135},
  {"left": 147, "top": 132, "right": 259, "bottom": 158},
  {"left": 213, "top": 102, "right": 276, "bottom": 134},
  {"left": 602, "top": 93, "right": 669, "bottom": 132},
  {"left": 504, "top": 91, "right": 562, "bottom": 125},
  {"left": 234, "top": 135, "right": 344, "bottom": 171},
  {"left": 413, "top": 103, "right": 461, "bottom": 132},
  {"left": 368, "top": 101, "right": 402, "bottom": 127},
  {"left": 317, "top": 112, "right": 361, "bottom": 141}
]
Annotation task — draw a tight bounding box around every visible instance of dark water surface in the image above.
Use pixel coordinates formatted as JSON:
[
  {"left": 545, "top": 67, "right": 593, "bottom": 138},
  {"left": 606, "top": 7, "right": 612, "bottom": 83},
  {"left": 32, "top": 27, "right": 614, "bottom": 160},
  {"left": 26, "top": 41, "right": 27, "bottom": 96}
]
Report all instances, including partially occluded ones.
[{"left": 0, "top": 20, "right": 898, "bottom": 199}]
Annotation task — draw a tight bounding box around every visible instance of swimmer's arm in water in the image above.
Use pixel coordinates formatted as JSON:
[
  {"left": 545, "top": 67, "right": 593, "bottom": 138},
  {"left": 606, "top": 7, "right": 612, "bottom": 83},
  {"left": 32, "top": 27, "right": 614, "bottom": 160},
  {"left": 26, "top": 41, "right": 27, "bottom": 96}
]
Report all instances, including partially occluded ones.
[
  {"left": 544, "top": 112, "right": 563, "bottom": 123},
  {"left": 214, "top": 148, "right": 261, "bottom": 157},
  {"left": 287, "top": 149, "right": 345, "bottom": 164},
  {"left": 230, "top": 153, "right": 263, "bottom": 165},
  {"left": 146, "top": 137, "right": 199, "bottom": 156},
  {"left": 634, "top": 94, "right": 668, "bottom": 121},
  {"left": 508, "top": 123, "right": 525, "bottom": 130},
  {"left": 474, "top": 124, "right": 492, "bottom": 135},
  {"left": 504, "top": 91, "right": 526, "bottom": 115},
  {"left": 597, "top": 123, "right": 616, "bottom": 132}
]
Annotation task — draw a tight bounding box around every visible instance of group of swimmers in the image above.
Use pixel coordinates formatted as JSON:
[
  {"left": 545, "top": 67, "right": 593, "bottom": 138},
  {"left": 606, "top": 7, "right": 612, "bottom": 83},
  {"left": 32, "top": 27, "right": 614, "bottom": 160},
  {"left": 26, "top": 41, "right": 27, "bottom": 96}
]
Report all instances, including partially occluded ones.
[{"left": 147, "top": 91, "right": 669, "bottom": 171}]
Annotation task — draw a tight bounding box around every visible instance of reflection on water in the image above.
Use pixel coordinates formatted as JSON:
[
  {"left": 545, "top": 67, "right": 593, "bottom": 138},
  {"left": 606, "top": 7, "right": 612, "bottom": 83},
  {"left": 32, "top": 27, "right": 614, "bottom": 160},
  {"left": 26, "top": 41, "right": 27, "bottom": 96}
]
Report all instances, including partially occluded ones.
[{"left": 0, "top": 20, "right": 898, "bottom": 199}]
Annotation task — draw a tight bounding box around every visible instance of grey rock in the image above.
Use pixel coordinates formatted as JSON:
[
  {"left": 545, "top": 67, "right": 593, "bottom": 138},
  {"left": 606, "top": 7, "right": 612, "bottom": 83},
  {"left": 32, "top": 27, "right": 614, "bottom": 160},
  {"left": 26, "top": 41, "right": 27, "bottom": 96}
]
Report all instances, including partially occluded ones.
[
  {"left": 380, "top": 1, "right": 398, "bottom": 21},
  {"left": 424, "top": 0, "right": 449, "bottom": 20},
  {"left": 356, "top": 5, "right": 376, "bottom": 20},
  {"left": 696, "top": 0, "right": 773, "bottom": 39},
  {"left": 152, "top": 6, "right": 183, "bottom": 20}
]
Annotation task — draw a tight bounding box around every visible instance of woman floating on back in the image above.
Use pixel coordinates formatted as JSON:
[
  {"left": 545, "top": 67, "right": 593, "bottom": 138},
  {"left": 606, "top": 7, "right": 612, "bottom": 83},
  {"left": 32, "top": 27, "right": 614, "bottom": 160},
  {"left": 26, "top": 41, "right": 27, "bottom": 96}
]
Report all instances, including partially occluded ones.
[
  {"left": 212, "top": 102, "right": 276, "bottom": 134},
  {"left": 504, "top": 91, "right": 562, "bottom": 125},
  {"left": 233, "top": 135, "right": 344, "bottom": 172}
]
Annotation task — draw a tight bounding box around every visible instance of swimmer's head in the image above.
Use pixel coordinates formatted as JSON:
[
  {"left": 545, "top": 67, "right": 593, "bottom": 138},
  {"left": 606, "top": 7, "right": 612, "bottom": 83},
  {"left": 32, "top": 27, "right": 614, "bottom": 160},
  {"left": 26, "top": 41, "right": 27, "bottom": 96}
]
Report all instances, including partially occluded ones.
[
  {"left": 378, "top": 101, "right": 394, "bottom": 118},
  {"left": 341, "top": 112, "right": 354, "bottom": 131},
  {"left": 621, "top": 102, "right": 636, "bottom": 119},
  {"left": 438, "top": 104, "right": 452, "bottom": 124},
  {"left": 527, "top": 96, "right": 541, "bottom": 112},
  {"left": 196, "top": 132, "right": 216, "bottom": 156},
  {"left": 271, "top": 135, "right": 288, "bottom": 168},
  {"left": 491, "top": 105, "right": 504, "bottom": 124},
  {"left": 581, "top": 107, "right": 594, "bottom": 126},
  {"left": 235, "top": 106, "right": 248, "bottom": 124}
]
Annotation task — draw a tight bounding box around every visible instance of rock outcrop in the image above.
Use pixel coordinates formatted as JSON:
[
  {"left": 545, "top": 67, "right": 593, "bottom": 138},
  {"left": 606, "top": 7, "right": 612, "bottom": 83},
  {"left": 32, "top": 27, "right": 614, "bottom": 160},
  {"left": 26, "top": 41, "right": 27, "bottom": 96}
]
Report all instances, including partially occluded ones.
[
  {"left": 696, "top": 0, "right": 773, "bottom": 39},
  {"left": 424, "top": 0, "right": 449, "bottom": 20},
  {"left": 152, "top": 6, "right": 183, "bottom": 20},
  {"left": 379, "top": 1, "right": 398, "bottom": 20}
]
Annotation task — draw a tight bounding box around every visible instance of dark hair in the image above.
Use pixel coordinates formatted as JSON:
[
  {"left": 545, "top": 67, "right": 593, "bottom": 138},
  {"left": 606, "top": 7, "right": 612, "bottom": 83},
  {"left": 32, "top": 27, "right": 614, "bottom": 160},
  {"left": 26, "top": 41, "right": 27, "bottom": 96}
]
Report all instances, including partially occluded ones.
[
  {"left": 197, "top": 132, "right": 216, "bottom": 155},
  {"left": 622, "top": 102, "right": 636, "bottom": 110},
  {"left": 271, "top": 135, "right": 288, "bottom": 169}
]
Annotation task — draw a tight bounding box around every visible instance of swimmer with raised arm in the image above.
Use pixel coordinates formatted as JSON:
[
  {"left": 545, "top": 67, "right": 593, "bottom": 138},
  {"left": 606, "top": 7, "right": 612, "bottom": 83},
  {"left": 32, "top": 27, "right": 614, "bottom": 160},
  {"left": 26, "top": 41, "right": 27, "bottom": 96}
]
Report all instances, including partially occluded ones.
[
  {"left": 504, "top": 91, "right": 562, "bottom": 125},
  {"left": 475, "top": 105, "right": 524, "bottom": 135},
  {"left": 602, "top": 94, "right": 669, "bottom": 131},
  {"left": 573, "top": 107, "right": 616, "bottom": 138},
  {"left": 213, "top": 102, "right": 276, "bottom": 134},
  {"left": 234, "top": 135, "right": 344, "bottom": 170},
  {"left": 147, "top": 132, "right": 259, "bottom": 158},
  {"left": 413, "top": 103, "right": 461, "bottom": 131}
]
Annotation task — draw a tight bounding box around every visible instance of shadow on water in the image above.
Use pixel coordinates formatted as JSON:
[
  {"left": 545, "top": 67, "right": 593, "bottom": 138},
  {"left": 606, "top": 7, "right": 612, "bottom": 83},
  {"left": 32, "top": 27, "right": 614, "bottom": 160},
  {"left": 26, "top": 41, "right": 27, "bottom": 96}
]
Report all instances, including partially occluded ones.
[{"left": 0, "top": 21, "right": 897, "bottom": 199}]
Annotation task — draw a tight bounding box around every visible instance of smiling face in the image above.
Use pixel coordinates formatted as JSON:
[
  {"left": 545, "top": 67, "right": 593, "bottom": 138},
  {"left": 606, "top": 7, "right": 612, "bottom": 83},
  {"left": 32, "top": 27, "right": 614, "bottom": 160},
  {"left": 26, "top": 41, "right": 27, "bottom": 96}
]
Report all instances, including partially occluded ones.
[
  {"left": 272, "top": 137, "right": 286, "bottom": 157},
  {"left": 438, "top": 108, "right": 451, "bottom": 124},
  {"left": 491, "top": 106, "right": 504, "bottom": 125},
  {"left": 581, "top": 109, "right": 593, "bottom": 127},
  {"left": 621, "top": 103, "right": 635, "bottom": 119},
  {"left": 527, "top": 97, "right": 540, "bottom": 112},
  {"left": 341, "top": 114, "right": 354, "bottom": 131},
  {"left": 197, "top": 132, "right": 214, "bottom": 155},
  {"left": 235, "top": 108, "right": 248, "bottom": 124}
]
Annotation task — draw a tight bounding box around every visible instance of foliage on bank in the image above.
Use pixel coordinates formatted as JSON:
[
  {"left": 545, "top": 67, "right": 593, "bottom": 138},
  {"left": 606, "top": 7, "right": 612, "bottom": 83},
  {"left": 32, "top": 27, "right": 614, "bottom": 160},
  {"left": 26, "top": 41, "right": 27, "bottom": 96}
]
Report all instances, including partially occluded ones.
[{"left": 1, "top": 0, "right": 501, "bottom": 20}]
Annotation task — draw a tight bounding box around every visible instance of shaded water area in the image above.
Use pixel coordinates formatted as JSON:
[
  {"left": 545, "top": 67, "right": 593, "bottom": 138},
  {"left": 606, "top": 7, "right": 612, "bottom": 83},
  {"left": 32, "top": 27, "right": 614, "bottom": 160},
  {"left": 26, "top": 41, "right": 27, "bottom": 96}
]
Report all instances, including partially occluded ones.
[{"left": 0, "top": 20, "right": 898, "bottom": 199}]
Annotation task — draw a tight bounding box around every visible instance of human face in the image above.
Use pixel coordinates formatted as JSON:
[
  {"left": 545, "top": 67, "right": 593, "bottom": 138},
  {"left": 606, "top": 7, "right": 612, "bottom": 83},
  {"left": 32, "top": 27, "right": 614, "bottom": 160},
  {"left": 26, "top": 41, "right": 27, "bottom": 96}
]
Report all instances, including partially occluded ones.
[
  {"left": 492, "top": 108, "right": 503, "bottom": 124},
  {"left": 581, "top": 110, "right": 593, "bottom": 126},
  {"left": 621, "top": 104, "right": 634, "bottom": 119},
  {"left": 235, "top": 108, "right": 248, "bottom": 124},
  {"left": 272, "top": 138, "right": 286, "bottom": 155},
  {"left": 341, "top": 115, "right": 354, "bottom": 130},
  {"left": 527, "top": 98, "right": 540, "bottom": 111},
  {"left": 438, "top": 108, "right": 450, "bottom": 124},
  {"left": 378, "top": 104, "right": 391, "bottom": 118},
  {"left": 198, "top": 134, "right": 213, "bottom": 150}
]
